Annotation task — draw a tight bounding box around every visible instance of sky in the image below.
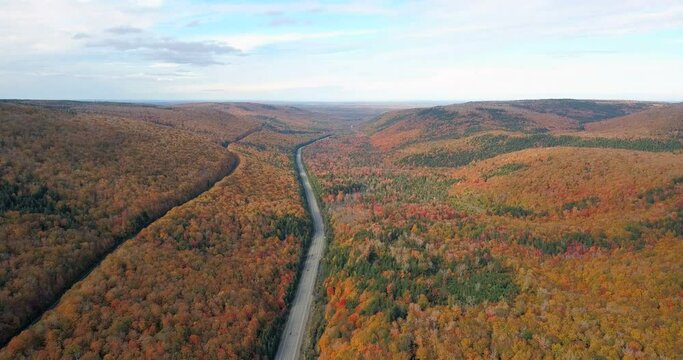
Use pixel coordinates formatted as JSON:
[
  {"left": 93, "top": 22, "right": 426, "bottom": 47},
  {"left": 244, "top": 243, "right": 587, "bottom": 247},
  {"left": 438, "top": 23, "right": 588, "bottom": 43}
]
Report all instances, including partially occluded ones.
[{"left": 1, "top": 0, "right": 682, "bottom": 102}]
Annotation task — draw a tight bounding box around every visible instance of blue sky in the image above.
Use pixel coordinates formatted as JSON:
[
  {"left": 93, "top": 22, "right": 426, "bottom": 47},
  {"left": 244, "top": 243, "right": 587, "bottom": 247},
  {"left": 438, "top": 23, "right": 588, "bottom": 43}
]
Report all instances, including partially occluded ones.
[{"left": 1, "top": 0, "right": 682, "bottom": 101}]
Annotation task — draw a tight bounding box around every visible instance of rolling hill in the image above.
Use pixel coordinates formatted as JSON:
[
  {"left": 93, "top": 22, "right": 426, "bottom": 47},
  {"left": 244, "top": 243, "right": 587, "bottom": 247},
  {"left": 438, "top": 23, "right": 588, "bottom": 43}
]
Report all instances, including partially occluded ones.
[
  {"left": 2, "top": 99, "right": 681, "bottom": 359},
  {"left": 0, "top": 100, "right": 326, "bottom": 356},
  {"left": 584, "top": 104, "right": 683, "bottom": 139},
  {"left": 0, "top": 101, "right": 242, "bottom": 346},
  {"left": 366, "top": 99, "right": 671, "bottom": 150},
  {"left": 303, "top": 99, "right": 682, "bottom": 359}
]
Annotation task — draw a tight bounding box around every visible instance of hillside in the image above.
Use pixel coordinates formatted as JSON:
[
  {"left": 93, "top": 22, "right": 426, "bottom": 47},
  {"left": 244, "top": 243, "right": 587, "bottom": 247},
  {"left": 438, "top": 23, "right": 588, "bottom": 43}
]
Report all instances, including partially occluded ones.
[
  {"left": 303, "top": 100, "right": 682, "bottom": 359},
  {"left": 2, "top": 143, "right": 313, "bottom": 359},
  {"left": 0, "top": 100, "right": 327, "bottom": 355},
  {"left": 9, "top": 100, "right": 327, "bottom": 145},
  {"left": 503, "top": 99, "right": 657, "bottom": 125},
  {"left": 366, "top": 99, "right": 669, "bottom": 150},
  {"left": 584, "top": 104, "right": 683, "bottom": 139},
  {"left": 0, "top": 101, "right": 242, "bottom": 345},
  {"left": 446, "top": 147, "right": 682, "bottom": 240},
  {"left": 192, "top": 102, "right": 324, "bottom": 130},
  {"left": 12, "top": 101, "right": 260, "bottom": 144}
]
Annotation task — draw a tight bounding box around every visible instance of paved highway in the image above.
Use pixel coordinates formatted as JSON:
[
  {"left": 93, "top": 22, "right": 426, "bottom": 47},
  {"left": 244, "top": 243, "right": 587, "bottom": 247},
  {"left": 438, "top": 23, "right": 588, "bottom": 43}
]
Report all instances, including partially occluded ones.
[{"left": 275, "top": 143, "right": 326, "bottom": 360}]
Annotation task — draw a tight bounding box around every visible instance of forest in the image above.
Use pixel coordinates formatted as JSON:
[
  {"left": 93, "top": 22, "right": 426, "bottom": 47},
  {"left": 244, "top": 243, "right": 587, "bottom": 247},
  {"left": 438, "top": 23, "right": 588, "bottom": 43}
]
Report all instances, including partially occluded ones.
[
  {"left": 0, "top": 99, "right": 681, "bottom": 359},
  {"left": 302, "top": 100, "right": 682, "bottom": 359},
  {"left": 399, "top": 133, "right": 682, "bottom": 168},
  {"left": 0, "top": 102, "right": 240, "bottom": 346},
  {"left": 0, "top": 101, "right": 325, "bottom": 359},
  {"left": 2, "top": 144, "right": 312, "bottom": 359}
]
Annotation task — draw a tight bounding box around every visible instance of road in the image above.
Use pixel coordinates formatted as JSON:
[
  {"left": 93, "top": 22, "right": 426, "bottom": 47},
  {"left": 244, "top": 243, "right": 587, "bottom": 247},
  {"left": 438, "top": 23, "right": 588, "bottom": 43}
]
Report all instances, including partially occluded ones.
[{"left": 275, "top": 143, "right": 327, "bottom": 360}]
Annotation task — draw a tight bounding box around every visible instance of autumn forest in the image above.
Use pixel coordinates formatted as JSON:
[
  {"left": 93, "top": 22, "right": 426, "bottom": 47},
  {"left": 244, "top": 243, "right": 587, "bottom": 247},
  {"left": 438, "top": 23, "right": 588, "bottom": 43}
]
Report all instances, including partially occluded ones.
[{"left": 0, "top": 99, "right": 681, "bottom": 359}]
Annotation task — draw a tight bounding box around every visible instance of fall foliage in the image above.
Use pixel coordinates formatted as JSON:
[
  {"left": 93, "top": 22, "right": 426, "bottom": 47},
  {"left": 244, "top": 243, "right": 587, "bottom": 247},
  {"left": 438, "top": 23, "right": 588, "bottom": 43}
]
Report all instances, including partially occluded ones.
[
  {"left": 1, "top": 99, "right": 681, "bottom": 359},
  {"left": 0, "top": 102, "right": 237, "bottom": 345},
  {"left": 0, "top": 100, "right": 324, "bottom": 358},
  {"left": 303, "top": 100, "right": 682, "bottom": 359},
  {"left": 1, "top": 143, "right": 314, "bottom": 359}
]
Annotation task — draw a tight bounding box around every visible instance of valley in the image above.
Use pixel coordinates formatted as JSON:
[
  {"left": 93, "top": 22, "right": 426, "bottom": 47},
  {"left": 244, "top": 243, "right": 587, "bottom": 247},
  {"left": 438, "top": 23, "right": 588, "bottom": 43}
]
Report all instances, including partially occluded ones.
[
  {"left": 0, "top": 99, "right": 681, "bottom": 359},
  {"left": 276, "top": 140, "right": 328, "bottom": 360}
]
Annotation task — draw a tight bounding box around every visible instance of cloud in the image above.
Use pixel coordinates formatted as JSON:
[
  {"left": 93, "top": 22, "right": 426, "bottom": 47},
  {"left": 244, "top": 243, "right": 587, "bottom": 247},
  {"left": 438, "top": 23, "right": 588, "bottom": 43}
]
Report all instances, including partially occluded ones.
[
  {"left": 268, "top": 16, "right": 304, "bottom": 27},
  {"left": 185, "top": 19, "right": 201, "bottom": 27},
  {"left": 203, "top": 1, "right": 392, "bottom": 16},
  {"left": 106, "top": 26, "right": 144, "bottom": 35},
  {"left": 217, "top": 30, "right": 373, "bottom": 52},
  {"left": 129, "top": 0, "right": 163, "bottom": 9},
  {"left": 2, "top": 0, "right": 683, "bottom": 101},
  {"left": 546, "top": 50, "right": 621, "bottom": 59},
  {"left": 172, "top": 80, "right": 335, "bottom": 94},
  {"left": 73, "top": 69, "right": 196, "bottom": 82},
  {"left": 87, "top": 36, "right": 240, "bottom": 65}
]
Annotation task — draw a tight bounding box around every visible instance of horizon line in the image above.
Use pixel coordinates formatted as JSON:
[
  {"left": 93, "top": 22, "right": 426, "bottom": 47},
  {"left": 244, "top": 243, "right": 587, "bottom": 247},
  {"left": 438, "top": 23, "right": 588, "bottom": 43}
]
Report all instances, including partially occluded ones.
[{"left": 2, "top": 97, "right": 681, "bottom": 105}]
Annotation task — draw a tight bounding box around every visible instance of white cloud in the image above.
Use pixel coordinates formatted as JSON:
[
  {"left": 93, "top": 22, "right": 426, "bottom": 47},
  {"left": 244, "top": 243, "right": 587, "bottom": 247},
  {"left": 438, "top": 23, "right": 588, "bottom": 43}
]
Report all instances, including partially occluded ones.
[
  {"left": 396, "top": 0, "right": 683, "bottom": 43},
  {"left": 215, "top": 30, "right": 373, "bottom": 52},
  {"left": 0, "top": 0, "right": 165, "bottom": 58},
  {"left": 202, "top": 1, "right": 393, "bottom": 16},
  {"left": 1, "top": 0, "right": 682, "bottom": 100},
  {"left": 130, "top": 0, "right": 164, "bottom": 8},
  {"left": 86, "top": 36, "right": 240, "bottom": 65}
]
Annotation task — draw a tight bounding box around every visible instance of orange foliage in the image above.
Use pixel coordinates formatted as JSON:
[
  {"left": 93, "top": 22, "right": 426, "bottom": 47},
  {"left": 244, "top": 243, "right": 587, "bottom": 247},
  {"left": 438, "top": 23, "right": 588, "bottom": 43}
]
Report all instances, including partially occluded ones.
[
  {"left": 306, "top": 112, "right": 682, "bottom": 359},
  {"left": 1, "top": 143, "right": 312, "bottom": 359},
  {"left": 0, "top": 102, "right": 236, "bottom": 345}
]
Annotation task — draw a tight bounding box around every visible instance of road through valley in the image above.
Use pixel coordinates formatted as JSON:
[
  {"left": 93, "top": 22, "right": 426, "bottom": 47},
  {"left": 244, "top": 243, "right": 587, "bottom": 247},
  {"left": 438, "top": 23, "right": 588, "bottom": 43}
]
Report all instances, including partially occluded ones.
[{"left": 275, "top": 143, "right": 326, "bottom": 360}]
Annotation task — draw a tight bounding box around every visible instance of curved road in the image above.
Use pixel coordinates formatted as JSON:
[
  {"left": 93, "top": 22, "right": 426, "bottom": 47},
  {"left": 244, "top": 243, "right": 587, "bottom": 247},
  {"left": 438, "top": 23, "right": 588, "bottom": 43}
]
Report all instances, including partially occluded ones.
[{"left": 275, "top": 143, "right": 326, "bottom": 360}]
